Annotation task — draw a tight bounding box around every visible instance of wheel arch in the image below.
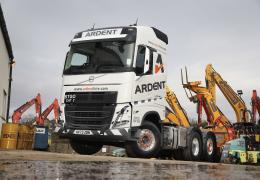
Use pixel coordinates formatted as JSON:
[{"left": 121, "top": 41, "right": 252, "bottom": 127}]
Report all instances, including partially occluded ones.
[
  {"left": 188, "top": 127, "right": 203, "bottom": 138},
  {"left": 204, "top": 131, "right": 217, "bottom": 141},
  {"left": 141, "top": 111, "right": 161, "bottom": 131}
]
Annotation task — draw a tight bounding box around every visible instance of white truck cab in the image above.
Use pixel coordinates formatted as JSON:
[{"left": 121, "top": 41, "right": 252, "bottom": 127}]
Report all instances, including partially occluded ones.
[{"left": 59, "top": 26, "right": 198, "bottom": 158}]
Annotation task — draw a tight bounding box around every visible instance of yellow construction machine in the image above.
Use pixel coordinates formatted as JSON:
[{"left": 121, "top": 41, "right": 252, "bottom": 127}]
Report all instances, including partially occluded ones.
[
  {"left": 162, "top": 69, "right": 236, "bottom": 162},
  {"left": 181, "top": 67, "right": 235, "bottom": 162},
  {"left": 205, "top": 64, "right": 250, "bottom": 123},
  {"left": 205, "top": 64, "right": 260, "bottom": 141},
  {"left": 164, "top": 86, "right": 190, "bottom": 128}
]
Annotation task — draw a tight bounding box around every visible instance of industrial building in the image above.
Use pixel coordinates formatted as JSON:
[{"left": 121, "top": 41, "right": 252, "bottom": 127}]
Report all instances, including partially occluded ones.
[{"left": 0, "top": 4, "right": 14, "bottom": 126}]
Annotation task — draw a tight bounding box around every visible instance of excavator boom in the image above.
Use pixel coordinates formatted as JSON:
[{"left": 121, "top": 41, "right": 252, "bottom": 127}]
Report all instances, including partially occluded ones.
[
  {"left": 182, "top": 68, "right": 234, "bottom": 145},
  {"left": 183, "top": 82, "right": 232, "bottom": 127},
  {"left": 205, "top": 64, "right": 249, "bottom": 122},
  {"left": 12, "top": 93, "right": 42, "bottom": 124},
  {"left": 164, "top": 86, "right": 190, "bottom": 128},
  {"left": 39, "top": 98, "right": 60, "bottom": 126}
]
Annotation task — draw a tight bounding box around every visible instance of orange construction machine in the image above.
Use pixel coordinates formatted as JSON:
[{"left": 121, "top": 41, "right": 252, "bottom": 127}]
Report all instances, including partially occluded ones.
[
  {"left": 39, "top": 98, "right": 61, "bottom": 126},
  {"left": 12, "top": 94, "right": 60, "bottom": 126},
  {"left": 12, "top": 94, "right": 42, "bottom": 124}
]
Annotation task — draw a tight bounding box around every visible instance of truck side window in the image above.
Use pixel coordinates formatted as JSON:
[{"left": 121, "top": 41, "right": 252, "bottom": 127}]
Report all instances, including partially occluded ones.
[
  {"left": 135, "top": 46, "right": 145, "bottom": 75},
  {"left": 135, "top": 46, "right": 153, "bottom": 75}
]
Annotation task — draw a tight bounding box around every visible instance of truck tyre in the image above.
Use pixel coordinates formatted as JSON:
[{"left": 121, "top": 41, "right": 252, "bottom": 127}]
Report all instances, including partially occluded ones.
[
  {"left": 126, "top": 121, "right": 161, "bottom": 158},
  {"left": 173, "top": 149, "right": 184, "bottom": 160},
  {"left": 70, "top": 140, "right": 102, "bottom": 155},
  {"left": 202, "top": 132, "right": 217, "bottom": 162},
  {"left": 183, "top": 130, "right": 202, "bottom": 161},
  {"left": 158, "top": 150, "right": 174, "bottom": 160}
]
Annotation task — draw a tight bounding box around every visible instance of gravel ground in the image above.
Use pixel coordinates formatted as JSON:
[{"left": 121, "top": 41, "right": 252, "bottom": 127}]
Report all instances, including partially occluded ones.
[{"left": 0, "top": 150, "right": 259, "bottom": 180}]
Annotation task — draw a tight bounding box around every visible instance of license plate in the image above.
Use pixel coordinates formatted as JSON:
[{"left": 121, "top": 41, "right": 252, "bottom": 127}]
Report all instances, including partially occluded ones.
[
  {"left": 73, "top": 130, "right": 92, "bottom": 135},
  {"left": 64, "top": 94, "right": 76, "bottom": 103}
]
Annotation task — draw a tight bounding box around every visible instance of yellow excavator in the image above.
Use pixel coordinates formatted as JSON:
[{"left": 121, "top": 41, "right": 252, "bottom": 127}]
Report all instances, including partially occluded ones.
[
  {"left": 205, "top": 64, "right": 250, "bottom": 123},
  {"left": 182, "top": 80, "right": 234, "bottom": 141},
  {"left": 162, "top": 78, "right": 234, "bottom": 162},
  {"left": 165, "top": 66, "right": 259, "bottom": 163},
  {"left": 181, "top": 68, "right": 235, "bottom": 162},
  {"left": 205, "top": 64, "right": 259, "bottom": 140},
  {"left": 163, "top": 85, "right": 219, "bottom": 162}
]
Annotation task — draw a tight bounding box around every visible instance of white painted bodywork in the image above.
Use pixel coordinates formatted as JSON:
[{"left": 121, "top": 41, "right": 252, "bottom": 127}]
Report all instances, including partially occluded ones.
[{"left": 61, "top": 26, "right": 168, "bottom": 131}]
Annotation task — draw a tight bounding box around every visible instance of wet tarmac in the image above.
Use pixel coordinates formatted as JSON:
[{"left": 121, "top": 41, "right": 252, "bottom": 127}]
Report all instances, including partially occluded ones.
[{"left": 0, "top": 151, "right": 259, "bottom": 180}]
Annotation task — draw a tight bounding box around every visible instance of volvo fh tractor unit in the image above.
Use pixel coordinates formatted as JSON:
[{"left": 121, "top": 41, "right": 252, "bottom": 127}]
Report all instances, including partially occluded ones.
[{"left": 59, "top": 26, "right": 211, "bottom": 161}]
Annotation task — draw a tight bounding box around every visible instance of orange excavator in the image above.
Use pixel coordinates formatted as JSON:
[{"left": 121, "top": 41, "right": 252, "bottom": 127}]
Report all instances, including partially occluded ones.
[
  {"left": 39, "top": 98, "right": 61, "bottom": 126},
  {"left": 251, "top": 90, "right": 260, "bottom": 125},
  {"left": 12, "top": 93, "right": 42, "bottom": 124}
]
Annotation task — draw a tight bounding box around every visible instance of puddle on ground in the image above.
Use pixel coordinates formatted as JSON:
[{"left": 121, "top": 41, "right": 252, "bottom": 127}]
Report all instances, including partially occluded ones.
[{"left": 0, "top": 160, "right": 259, "bottom": 180}]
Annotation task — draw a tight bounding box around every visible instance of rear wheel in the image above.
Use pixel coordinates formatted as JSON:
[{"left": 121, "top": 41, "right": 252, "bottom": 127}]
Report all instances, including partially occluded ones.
[
  {"left": 183, "top": 130, "right": 203, "bottom": 161},
  {"left": 173, "top": 149, "right": 184, "bottom": 160},
  {"left": 126, "top": 121, "right": 161, "bottom": 158},
  {"left": 202, "top": 132, "right": 218, "bottom": 162},
  {"left": 70, "top": 140, "right": 102, "bottom": 155}
]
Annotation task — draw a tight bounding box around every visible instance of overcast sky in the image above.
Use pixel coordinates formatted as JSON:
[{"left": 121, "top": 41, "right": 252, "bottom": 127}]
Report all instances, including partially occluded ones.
[{"left": 1, "top": 0, "right": 260, "bottom": 122}]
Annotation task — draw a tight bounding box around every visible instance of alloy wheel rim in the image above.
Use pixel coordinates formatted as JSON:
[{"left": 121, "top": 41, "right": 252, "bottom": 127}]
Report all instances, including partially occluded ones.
[
  {"left": 137, "top": 129, "right": 156, "bottom": 152},
  {"left": 207, "top": 138, "right": 214, "bottom": 155},
  {"left": 192, "top": 138, "right": 200, "bottom": 156}
]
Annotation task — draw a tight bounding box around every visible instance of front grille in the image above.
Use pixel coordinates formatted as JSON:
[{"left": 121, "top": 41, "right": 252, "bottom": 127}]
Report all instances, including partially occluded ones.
[
  {"left": 65, "top": 91, "right": 117, "bottom": 104},
  {"left": 64, "top": 92, "right": 117, "bottom": 130}
]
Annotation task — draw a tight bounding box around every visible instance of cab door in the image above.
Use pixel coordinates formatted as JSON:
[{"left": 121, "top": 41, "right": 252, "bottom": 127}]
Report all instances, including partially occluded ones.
[{"left": 131, "top": 45, "right": 165, "bottom": 126}]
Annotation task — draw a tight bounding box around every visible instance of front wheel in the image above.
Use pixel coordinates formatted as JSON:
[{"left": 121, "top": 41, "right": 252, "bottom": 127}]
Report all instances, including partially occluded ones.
[
  {"left": 126, "top": 121, "right": 161, "bottom": 158},
  {"left": 70, "top": 140, "right": 102, "bottom": 155}
]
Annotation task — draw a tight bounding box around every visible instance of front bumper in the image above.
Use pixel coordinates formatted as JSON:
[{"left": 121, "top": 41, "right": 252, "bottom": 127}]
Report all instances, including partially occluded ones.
[{"left": 58, "top": 127, "right": 137, "bottom": 143}]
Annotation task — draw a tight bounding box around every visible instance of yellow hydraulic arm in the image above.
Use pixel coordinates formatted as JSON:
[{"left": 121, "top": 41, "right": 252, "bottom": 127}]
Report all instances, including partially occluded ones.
[
  {"left": 183, "top": 81, "right": 232, "bottom": 128},
  {"left": 164, "top": 86, "right": 190, "bottom": 128},
  {"left": 182, "top": 80, "right": 234, "bottom": 144},
  {"left": 205, "top": 64, "right": 249, "bottom": 122}
]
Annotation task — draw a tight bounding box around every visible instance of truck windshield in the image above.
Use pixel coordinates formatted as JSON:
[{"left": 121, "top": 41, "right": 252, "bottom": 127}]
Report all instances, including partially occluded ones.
[{"left": 63, "top": 41, "right": 135, "bottom": 74}]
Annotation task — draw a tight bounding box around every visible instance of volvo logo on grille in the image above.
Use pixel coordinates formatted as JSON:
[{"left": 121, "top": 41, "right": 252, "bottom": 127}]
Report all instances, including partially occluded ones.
[{"left": 89, "top": 76, "right": 95, "bottom": 82}]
